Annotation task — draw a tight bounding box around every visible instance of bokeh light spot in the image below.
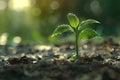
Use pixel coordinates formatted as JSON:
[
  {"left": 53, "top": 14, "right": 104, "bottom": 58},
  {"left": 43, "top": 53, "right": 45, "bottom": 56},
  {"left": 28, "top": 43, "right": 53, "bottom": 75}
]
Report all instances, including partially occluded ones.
[
  {"left": 0, "top": 0, "right": 7, "bottom": 10},
  {"left": 0, "top": 33, "right": 8, "bottom": 45},
  {"left": 50, "top": 1, "right": 59, "bottom": 10},
  {"left": 13, "top": 36, "right": 22, "bottom": 44},
  {"left": 9, "top": 0, "right": 31, "bottom": 11}
]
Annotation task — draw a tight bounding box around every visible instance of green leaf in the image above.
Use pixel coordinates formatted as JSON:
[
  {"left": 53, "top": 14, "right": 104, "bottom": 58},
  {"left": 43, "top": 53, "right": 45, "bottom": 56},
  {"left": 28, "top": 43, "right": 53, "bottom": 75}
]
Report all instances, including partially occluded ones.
[
  {"left": 79, "top": 28, "right": 100, "bottom": 40},
  {"left": 67, "top": 13, "right": 79, "bottom": 28},
  {"left": 51, "top": 24, "right": 73, "bottom": 37},
  {"left": 78, "top": 19, "right": 100, "bottom": 30},
  {"left": 69, "top": 55, "right": 78, "bottom": 62}
]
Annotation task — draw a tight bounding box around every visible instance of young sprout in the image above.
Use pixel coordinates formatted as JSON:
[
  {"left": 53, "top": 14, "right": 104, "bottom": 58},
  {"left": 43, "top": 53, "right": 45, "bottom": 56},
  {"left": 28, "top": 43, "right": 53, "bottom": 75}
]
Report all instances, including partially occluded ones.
[{"left": 52, "top": 13, "right": 101, "bottom": 61}]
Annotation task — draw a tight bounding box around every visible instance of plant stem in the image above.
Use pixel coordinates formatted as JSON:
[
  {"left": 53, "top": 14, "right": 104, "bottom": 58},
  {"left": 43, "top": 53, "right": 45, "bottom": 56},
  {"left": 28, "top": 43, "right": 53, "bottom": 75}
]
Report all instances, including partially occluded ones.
[{"left": 75, "top": 30, "right": 79, "bottom": 58}]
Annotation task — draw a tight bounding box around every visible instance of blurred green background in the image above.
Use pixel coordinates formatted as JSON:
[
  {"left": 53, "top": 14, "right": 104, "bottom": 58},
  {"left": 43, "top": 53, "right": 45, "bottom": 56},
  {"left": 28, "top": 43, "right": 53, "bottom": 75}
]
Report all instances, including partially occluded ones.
[{"left": 0, "top": 0, "right": 120, "bottom": 45}]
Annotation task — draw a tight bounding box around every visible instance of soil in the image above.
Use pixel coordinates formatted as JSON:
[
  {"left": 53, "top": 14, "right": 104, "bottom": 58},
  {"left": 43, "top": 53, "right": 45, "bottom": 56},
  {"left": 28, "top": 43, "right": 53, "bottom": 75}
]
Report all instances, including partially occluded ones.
[{"left": 0, "top": 38, "right": 120, "bottom": 80}]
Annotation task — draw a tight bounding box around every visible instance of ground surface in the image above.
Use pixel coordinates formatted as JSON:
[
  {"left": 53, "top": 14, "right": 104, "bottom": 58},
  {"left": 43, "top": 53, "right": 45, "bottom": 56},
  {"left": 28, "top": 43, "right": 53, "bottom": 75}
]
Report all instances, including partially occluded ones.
[{"left": 0, "top": 38, "right": 120, "bottom": 80}]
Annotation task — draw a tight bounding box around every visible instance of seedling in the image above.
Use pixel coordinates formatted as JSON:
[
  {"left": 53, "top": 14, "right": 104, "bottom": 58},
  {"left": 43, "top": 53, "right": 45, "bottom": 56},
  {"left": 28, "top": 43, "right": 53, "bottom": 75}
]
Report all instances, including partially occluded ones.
[{"left": 52, "top": 13, "right": 101, "bottom": 61}]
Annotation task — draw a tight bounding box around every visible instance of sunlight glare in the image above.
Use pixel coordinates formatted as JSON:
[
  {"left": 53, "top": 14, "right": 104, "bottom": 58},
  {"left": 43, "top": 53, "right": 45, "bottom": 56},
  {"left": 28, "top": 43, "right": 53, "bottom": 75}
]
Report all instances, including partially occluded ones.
[{"left": 9, "top": 0, "right": 31, "bottom": 11}]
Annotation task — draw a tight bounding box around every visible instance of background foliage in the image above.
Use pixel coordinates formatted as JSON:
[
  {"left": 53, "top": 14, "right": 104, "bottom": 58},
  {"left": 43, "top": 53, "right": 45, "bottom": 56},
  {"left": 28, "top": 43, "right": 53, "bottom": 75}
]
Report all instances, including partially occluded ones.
[{"left": 0, "top": 0, "right": 120, "bottom": 45}]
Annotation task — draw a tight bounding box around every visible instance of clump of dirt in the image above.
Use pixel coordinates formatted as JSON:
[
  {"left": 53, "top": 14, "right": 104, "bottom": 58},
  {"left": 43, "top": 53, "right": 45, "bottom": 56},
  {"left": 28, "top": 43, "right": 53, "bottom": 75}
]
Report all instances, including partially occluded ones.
[{"left": 0, "top": 38, "right": 120, "bottom": 80}]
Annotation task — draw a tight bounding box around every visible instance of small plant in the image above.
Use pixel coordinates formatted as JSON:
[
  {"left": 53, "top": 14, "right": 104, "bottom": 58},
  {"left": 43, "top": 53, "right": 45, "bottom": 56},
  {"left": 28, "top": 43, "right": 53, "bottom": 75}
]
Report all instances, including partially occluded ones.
[{"left": 51, "top": 13, "right": 101, "bottom": 61}]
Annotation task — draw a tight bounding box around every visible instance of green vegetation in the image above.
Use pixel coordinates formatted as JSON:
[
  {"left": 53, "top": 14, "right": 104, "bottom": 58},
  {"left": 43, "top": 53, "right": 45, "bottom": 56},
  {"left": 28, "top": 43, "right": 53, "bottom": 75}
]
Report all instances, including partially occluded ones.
[{"left": 52, "top": 13, "right": 101, "bottom": 61}]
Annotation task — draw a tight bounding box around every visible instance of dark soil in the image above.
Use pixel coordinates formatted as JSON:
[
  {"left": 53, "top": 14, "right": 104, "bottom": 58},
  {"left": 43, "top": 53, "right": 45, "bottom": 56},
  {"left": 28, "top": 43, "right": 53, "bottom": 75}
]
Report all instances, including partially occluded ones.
[{"left": 0, "top": 38, "right": 120, "bottom": 80}]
